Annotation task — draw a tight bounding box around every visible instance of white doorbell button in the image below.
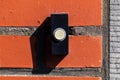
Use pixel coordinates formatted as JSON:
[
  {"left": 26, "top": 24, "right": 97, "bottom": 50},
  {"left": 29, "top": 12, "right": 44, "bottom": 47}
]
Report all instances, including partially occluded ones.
[{"left": 53, "top": 28, "right": 66, "bottom": 41}]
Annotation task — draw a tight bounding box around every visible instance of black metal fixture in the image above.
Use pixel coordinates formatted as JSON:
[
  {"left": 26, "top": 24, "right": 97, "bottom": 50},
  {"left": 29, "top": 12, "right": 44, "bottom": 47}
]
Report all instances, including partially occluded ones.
[{"left": 51, "top": 13, "right": 68, "bottom": 55}]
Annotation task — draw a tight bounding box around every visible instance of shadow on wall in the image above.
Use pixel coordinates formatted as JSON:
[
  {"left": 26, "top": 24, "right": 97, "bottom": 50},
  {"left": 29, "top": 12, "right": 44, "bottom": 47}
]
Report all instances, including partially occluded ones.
[{"left": 30, "top": 17, "right": 66, "bottom": 74}]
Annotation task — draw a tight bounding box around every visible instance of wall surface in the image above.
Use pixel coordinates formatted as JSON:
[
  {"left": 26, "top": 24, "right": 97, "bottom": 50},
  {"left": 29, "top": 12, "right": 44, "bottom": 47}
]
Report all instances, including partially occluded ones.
[
  {"left": 110, "top": 0, "right": 120, "bottom": 80},
  {"left": 0, "top": 0, "right": 109, "bottom": 80}
]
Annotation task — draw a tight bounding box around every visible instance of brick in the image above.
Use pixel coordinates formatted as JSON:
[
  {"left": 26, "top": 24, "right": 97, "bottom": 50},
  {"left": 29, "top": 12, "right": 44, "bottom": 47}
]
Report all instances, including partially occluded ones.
[
  {"left": 110, "top": 0, "right": 120, "bottom": 4},
  {"left": 0, "top": 76, "right": 101, "bottom": 80},
  {"left": 109, "top": 78, "right": 116, "bottom": 80},
  {"left": 0, "top": 36, "right": 102, "bottom": 68},
  {"left": 110, "top": 63, "right": 120, "bottom": 69},
  {"left": 110, "top": 58, "right": 120, "bottom": 63},
  {"left": 0, "top": 36, "right": 33, "bottom": 68},
  {"left": 110, "top": 5, "right": 120, "bottom": 10},
  {"left": 110, "top": 53, "right": 120, "bottom": 58},
  {"left": 0, "top": 0, "right": 102, "bottom": 26},
  {"left": 110, "top": 37, "right": 120, "bottom": 41},
  {"left": 110, "top": 42, "right": 120, "bottom": 47},
  {"left": 110, "top": 16, "right": 120, "bottom": 21},
  {"left": 110, "top": 27, "right": 120, "bottom": 32},
  {"left": 110, "top": 21, "right": 120, "bottom": 26},
  {"left": 110, "top": 68, "right": 120, "bottom": 73},
  {"left": 110, "top": 32, "right": 120, "bottom": 36},
  {"left": 47, "top": 36, "right": 102, "bottom": 68},
  {"left": 110, "top": 1, "right": 120, "bottom": 80},
  {"left": 110, "top": 74, "right": 120, "bottom": 78},
  {"left": 110, "top": 47, "right": 120, "bottom": 53},
  {"left": 110, "top": 11, "right": 120, "bottom": 16}
]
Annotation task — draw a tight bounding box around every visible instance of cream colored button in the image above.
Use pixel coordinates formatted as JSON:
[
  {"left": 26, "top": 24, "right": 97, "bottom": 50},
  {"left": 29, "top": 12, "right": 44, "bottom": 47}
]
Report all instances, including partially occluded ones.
[{"left": 53, "top": 28, "right": 66, "bottom": 41}]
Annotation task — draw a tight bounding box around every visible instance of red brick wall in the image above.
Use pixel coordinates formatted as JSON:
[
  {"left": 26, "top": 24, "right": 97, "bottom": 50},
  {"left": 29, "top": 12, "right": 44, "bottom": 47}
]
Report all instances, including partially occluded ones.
[{"left": 0, "top": 0, "right": 104, "bottom": 80}]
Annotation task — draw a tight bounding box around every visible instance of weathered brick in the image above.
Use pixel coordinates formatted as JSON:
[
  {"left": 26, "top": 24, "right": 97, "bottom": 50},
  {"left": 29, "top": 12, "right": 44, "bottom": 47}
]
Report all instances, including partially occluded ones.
[
  {"left": 110, "top": 26, "right": 120, "bottom": 32},
  {"left": 108, "top": 1, "right": 120, "bottom": 79},
  {"left": 110, "top": 0, "right": 120, "bottom": 4},
  {"left": 110, "top": 21, "right": 120, "bottom": 26},
  {"left": 0, "top": 0, "right": 102, "bottom": 26},
  {"left": 0, "top": 36, "right": 33, "bottom": 68},
  {"left": 110, "top": 11, "right": 120, "bottom": 16},
  {"left": 110, "top": 74, "right": 120, "bottom": 78},
  {"left": 0, "top": 36, "right": 102, "bottom": 68},
  {"left": 0, "top": 76, "right": 101, "bottom": 80},
  {"left": 47, "top": 36, "right": 102, "bottom": 68},
  {"left": 110, "top": 58, "right": 120, "bottom": 63},
  {"left": 110, "top": 16, "right": 120, "bottom": 21},
  {"left": 110, "top": 32, "right": 120, "bottom": 36},
  {"left": 110, "top": 64, "right": 120, "bottom": 69},
  {"left": 110, "top": 5, "right": 120, "bottom": 10},
  {"left": 110, "top": 53, "right": 120, "bottom": 58},
  {"left": 110, "top": 68, "right": 120, "bottom": 73},
  {"left": 110, "top": 42, "right": 120, "bottom": 47},
  {"left": 109, "top": 78, "right": 116, "bottom": 80},
  {"left": 110, "top": 37, "right": 120, "bottom": 41}
]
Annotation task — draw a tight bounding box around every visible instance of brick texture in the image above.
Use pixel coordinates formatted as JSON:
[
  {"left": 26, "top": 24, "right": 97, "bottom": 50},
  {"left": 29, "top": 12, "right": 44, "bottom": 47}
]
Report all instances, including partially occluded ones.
[
  {"left": 0, "top": 0, "right": 102, "bottom": 26},
  {"left": 0, "top": 36, "right": 102, "bottom": 68},
  {"left": 0, "top": 36, "right": 33, "bottom": 68},
  {"left": 110, "top": 0, "right": 120, "bottom": 80},
  {"left": 47, "top": 36, "right": 102, "bottom": 68},
  {"left": 0, "top": 0, "right": 103, "bottom": 79},
  {"left": 0, "top": 76, "right": 101, "bottom": 80}
]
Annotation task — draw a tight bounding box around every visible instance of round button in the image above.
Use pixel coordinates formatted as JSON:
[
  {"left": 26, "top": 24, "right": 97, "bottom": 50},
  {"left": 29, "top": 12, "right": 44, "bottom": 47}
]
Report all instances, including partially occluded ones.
[{"left": 53, "top": 28, "right": 66, "bottom": 41}]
